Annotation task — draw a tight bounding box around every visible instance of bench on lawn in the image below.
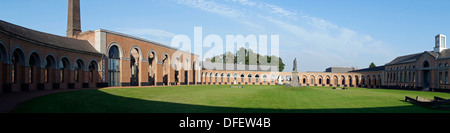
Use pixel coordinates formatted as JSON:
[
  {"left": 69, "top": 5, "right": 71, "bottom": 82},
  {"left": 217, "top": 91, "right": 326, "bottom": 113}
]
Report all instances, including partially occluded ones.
[
  {"left": 405, "top": 96, "right": 450, "bottom": 109},
  {"left": 230, "top": 86, "right": 244, "bottom": 88}
]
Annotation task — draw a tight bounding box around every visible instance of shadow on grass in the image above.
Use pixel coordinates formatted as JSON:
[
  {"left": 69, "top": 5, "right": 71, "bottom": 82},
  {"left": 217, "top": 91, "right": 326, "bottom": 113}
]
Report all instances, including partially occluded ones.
[{"left": 12, "top": 89, "right": 450, "bottom": 113}]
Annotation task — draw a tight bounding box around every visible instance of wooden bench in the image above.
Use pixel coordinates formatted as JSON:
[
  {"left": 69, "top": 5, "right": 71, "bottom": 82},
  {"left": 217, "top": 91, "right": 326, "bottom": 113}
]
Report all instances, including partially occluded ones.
[
  {"left": 230, "top": 86, "right": 244, "bottom": 88},
  {"left": 405, "top": 96, "right": 450, "bottom": 109}
]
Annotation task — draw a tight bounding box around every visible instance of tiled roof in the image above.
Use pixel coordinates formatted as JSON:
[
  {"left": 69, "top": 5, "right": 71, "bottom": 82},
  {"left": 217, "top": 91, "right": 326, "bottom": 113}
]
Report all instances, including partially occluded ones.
[{"left": 0, "top": 20, "right": 101, "bottom": 55}]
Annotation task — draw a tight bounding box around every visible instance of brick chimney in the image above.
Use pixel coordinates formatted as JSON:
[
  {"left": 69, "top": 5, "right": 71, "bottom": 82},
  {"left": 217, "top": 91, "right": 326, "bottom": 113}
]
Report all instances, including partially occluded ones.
[{"left": 67, "top": 0, "right": 81, "bottom": 38}]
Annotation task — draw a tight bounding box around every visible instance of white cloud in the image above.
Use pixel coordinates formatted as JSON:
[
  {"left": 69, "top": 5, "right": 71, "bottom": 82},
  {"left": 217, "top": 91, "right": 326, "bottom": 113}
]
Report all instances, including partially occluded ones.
[
  {"left": 174, "top": 0, "right": 243, "bottom": 18},
  {"left": 170, "top": 0, "right": 394, "bottom": 71}
]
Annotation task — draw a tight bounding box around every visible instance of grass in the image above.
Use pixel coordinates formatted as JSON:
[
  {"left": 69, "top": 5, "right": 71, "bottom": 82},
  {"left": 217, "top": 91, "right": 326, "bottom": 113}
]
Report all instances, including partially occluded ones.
[{"left": 12, "top": 85, "right": 450, "bottom": 113}]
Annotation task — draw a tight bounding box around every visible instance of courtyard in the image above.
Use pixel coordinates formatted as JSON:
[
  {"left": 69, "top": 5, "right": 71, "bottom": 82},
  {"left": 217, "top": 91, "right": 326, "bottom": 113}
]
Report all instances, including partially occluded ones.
[{"left": 12, "top": 85, "right": 450, "bottom": 113}]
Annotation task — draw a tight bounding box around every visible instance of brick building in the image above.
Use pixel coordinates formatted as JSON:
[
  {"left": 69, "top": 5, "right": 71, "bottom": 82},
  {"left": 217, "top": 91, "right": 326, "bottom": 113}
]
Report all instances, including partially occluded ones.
[{"left": 2, "top": 0, "right": 447, "bottom": 94}]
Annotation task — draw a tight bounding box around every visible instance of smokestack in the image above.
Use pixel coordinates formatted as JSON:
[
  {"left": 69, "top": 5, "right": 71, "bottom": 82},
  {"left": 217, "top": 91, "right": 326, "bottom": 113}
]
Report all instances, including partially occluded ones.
[{"left": 67, "top": 0, "right": 81, "bottom": 37}]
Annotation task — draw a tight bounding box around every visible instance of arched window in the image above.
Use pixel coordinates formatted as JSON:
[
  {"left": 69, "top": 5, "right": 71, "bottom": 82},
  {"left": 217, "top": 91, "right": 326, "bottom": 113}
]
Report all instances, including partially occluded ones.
[
  {"left": 270, "top": 74, "right": 276, "bottom": 83},
  {"left": 108, "top": 45, "right": 121, "bottom": 86},
  {"left": 215, "top": 73, "right": 218, "bottom": 82},
  {"left": 227, "top": 73, "right": 231, "bottom": 82},
  {"left": 255, "top": 74, "right": 260, "bottom": 83},
  {"left": 89, "top": 61, "right": 97, "bottom": 83},
  {"left": 28, "top": 53, "right": 41, "bottom": 84},
  {"left": 74, "top": 59, "right": 84, "bottom": 83},
  {"left": 11, "top": 49, "right": 26, "bottom": 84},
  {"left": 59, "top": 58, "right": 70, "bottom": 83},
  {"left": 263, "top": 75, "right": 267, "bottom": 83},
  {"left": 241, "top": 74, "right": 245, "bottom": 83},
  {"left": 248, "top": 74, "right": 252, "bottom": 83},
  {"left": 44, "top": 55, "right": 56, "bottom": 83}
]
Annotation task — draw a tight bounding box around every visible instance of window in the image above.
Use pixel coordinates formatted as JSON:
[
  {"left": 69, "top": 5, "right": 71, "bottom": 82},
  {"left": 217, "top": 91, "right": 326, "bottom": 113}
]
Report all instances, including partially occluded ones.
[
  {"left": 89, "top": 61, "right": 96, "bottom": 83},
  {"left": 44, "top": 68, "right": 49, "bottom": 83},
  {"left": 108, "top": 45, "right": 121, "bottom": 86},
  {"left": 446, "top": 71, "right": 449, "bottom": 84},
  {"left": 441, "top": 36, "right": 446, "bottom": 47},
  {"left": 409, "top": 72, "right": 411, "bottom": 82},
  {"left": 439, "top": 72, "right": 443, "bottom": 84},
  {"left": 263, "top": 75, "right": 267, "bottom": 83}
]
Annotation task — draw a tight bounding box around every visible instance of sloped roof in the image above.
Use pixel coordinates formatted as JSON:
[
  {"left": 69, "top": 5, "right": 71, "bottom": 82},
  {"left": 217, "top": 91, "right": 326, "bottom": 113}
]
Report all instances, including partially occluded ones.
[
  {"left": 350, "top": 66, "right": 385, "bottom": 72},
  {"left": 0, "top": 20, "right": 101, "bottom": 55},
  {"left": 386, "top": 52, "right": 422, "bottom": 65}
]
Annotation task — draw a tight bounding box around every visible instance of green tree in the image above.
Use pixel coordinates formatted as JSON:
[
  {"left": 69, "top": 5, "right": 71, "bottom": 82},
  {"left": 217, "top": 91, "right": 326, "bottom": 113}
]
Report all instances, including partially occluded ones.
[
  {"left": 369, "top": 62, "right": 376, "bottom": 68},
  {"left": 210, "top": 47, "right": 285, "bottom": 72}
]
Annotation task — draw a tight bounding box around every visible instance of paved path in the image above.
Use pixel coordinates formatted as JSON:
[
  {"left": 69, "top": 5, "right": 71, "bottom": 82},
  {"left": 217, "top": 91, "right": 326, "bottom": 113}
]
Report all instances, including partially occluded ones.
[{"left": 0, "top": 88, "right": 99, "bottom": 113}]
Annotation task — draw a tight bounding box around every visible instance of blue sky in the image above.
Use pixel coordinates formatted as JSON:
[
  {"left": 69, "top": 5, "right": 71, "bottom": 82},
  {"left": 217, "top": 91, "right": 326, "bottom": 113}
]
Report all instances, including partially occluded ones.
[{"left": 1, "top": 0, "right": 450, "bottom": 72}]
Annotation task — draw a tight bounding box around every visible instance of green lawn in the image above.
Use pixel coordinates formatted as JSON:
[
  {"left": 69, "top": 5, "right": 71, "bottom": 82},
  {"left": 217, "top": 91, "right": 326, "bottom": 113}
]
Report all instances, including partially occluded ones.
[{"left": 12, "top": 85, "right": 450, "bottom": 113}]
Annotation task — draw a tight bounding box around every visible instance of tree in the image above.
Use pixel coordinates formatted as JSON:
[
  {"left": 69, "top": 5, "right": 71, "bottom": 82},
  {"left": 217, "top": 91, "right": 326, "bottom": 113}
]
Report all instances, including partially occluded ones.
[
  {"left": 369, "top": 62, "right": 376, "bottom": 68},
  {"left": 209, "top": 47, "right": 285, "bottom": 72}
]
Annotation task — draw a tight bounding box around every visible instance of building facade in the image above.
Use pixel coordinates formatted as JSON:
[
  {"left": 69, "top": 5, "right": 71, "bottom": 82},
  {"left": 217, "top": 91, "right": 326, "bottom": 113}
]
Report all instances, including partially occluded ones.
[{"left": 2, "top": 0, "right": 449, "bottom": 94}]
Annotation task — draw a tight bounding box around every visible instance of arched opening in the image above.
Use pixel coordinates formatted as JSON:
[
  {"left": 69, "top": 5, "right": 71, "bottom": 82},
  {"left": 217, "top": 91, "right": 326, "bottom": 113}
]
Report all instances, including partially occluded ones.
[
  {"left": 227, "top": 73, "right": 231, "bottom": 83},
  {"left": 234, "top": 73, "right": 238, "bottom": 84},
  {"left": 348, "top": 76, "right": 352, "bottom": 87},
  {"left": 278, "top": 75, "right": 284, "bottom": 84},
  {"left": 11, "top": 48, "right": 26, "bottom": 89},
  {"left": 262, "top": 75, "right": 267, "bottom": 83},
  {"left": 422, "top": 60, "right": 430, "bottom": 89},
  {"left": 248, "top": 74, "right": 252, "bottom": 83},
  {"left": 130, "top": 48, "right": 140, "bottom": 86},
  {"left": 162, "top": 54, "right": 170, "bottom": 86},
  {"left": 333, "top": 76, "right": 338, "bottom": 86},
  {"left": 209, "top": 72, "right": 213, "bottom": 84},
  {"left": 108, "top": 45, "right": 121, "bottom": 87},
  {"left": 240, "top": 74, "right": 245, "bottom": 83},
  {"left": 310, "top": 75, "right": 315, "bottom": 85},
  {"left": 215, "top": 73, "right": 219, "bottom": 83},
  {"left": 221, "top": 73, "right": 224, "bottom": 83},
  {"left": 318, "top": 75, "right": 323, "bottom": 85},
  {"left": 270, "top": 74, "right": 276, "bottom": 83},
  {"left": 88, "top": 61, "right": 98, "bottom": 83},
  {"left": 326, "top": 76, "right": 330, "bottom": 85},
  {"left": 302, "top": 75, "right": 307, "bottom": 84},
  {"left": 355, "top": 75, "right": 359, "bottom": 86},
  {"left": 341, "top": 76, "right": 346, "bottom": 86},
  {"left": 361, "top": 76, "right": 366, "bottom": 86},
  {"left": 28, "top": 52, "right": 41, "bottom": 85},
  {"left": 255, "top": 74, "right": 260, "bottom": 83},
  {"left": 174, "top": 65, "right": 180, "bottom": 84},
  {"left": 0, "top": 42, "right": 7, "bottom": 91},
  {"left": 45, "top": 55, "right": 56, "bottom": 84},
  {"left": 74, "top": 59, "right": 85, "bottom": 83},
  {"left": 285, "top": 75, "right": 292, "bottom": 82},
  {"left": 148, "top": 51, "right": 156, "bottom": 86},
  {"left": 59, "top": 58, "right": 70, "bottom": 85}
]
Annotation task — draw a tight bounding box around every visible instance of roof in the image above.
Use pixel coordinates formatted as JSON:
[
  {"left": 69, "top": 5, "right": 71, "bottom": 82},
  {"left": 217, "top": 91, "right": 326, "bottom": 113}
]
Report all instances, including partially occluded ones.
[
  {"left": 386, "top": 49, "right": 450, "bottom": 66},
  {"left": 201, "top": 62, "right": 279, "bottom": 72},
  {"left": 386, "top": 52, "right": 422, "bottom": 65},
  {"left": 350, "top": 66, "right": 385, "bottom": 72},
  {"left": 0, "top": 20, "right": 101, "bottom": 55}
]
